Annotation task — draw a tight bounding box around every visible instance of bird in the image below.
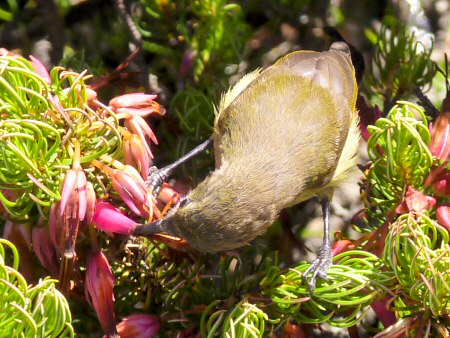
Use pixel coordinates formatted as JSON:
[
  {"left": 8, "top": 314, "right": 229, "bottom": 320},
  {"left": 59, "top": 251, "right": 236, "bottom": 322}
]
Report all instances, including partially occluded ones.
[{"left": 134, "top": 41, "right": 360, "bottom": 291}]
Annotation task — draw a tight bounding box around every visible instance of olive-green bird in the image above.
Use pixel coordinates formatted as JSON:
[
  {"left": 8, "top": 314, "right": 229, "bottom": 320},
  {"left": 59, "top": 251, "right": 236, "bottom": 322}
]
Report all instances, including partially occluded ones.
[{"left": 134, "top": 41, "right": 360, "bottom": 291}]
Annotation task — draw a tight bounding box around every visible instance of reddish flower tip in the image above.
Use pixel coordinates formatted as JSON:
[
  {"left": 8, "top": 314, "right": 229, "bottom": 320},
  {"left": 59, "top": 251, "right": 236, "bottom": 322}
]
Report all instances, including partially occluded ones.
[
  {"left": 29, "top": 55, "right": 51, "bottom": 85},
  {"left": 437, "top": 205, "right": 450, "bottom": 231},
  {"left": 395, "top": 186, "right": 436, "bottom": 214},
  {"left": 86, "top": 251, "right": 118, "bottom": 336},
  {"left": 356, "top": 95, "right": 382, "bottom": 141},
  {"left": 116, "top": 314, "right": 161, "bottom": 338},
  {"left": 429, "top": 94, "right": 450, "bottom": 161}
]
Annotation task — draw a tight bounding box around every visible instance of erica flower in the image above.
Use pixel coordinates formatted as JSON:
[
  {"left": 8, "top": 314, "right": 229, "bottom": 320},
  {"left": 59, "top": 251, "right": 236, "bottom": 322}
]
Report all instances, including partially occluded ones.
[
  {"left": 120, "top": 126, "right": 151, "bottom": 178},
  {"left": 92, "top": 201, "right": 137, "bottom": 235},
  {"left": 86, "top": 251, "right": 118, "bottom": 337},
  {"left": 92, "top": 158, "right": 155, "bottom": 217},
  {"left": 112, "top": 165, "right": 154, "bottom": 217},
  {"left": 109, "top": 93, "right": 165, "bottom": 117},
  {"left": 429, "top": 94, "right": 450, "bottom": 162},
  {"left": 110, "top": 93, "right": 163, "bottom": 160},
  {"left": 124, "top": 113, "right": 158, "bottom": 159},
  {"left": 116, "top": 314, "right": 160, "bottom": 338},
  {"left": 53, "top": 140, "right": 89, "bottom": 252},
  {"left": 436, "top": 205, "right": 450, "bottom": 231},
  {"left": 425, "top": 164, "right": 450, "bottom": 197},
  {"left": 32, "top": 226, "right": 59, "bottom": 277},
  {"left": 85, "top": 181, "right": 97, "bottom": 225},
  {"left": 356, "top": 95, "right": 382, "bottom": 141},
  {"left": 49, "top": 202, "right": 64, "bottom": 254},
  {"left": 60, "top": 163, "right": 87, "bottom": 222},
  {"left": 29, "top": 55, "right": 51, "bottom": 85}
]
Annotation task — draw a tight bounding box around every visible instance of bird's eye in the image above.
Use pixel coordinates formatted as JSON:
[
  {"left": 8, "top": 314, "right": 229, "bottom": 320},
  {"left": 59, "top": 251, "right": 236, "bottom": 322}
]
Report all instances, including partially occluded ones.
[{"left": 178, "top": 197, "right": 191, "bottom": 208}]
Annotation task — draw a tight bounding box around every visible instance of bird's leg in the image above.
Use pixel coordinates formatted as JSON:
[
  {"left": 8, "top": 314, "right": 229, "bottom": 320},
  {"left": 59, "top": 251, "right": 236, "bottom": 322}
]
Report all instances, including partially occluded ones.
[
  {"left": 302, "top": 197, "right": 332, "bottom": 293},
  {"left": 146, "top": 138, "right": 213, "bottom": 195}
]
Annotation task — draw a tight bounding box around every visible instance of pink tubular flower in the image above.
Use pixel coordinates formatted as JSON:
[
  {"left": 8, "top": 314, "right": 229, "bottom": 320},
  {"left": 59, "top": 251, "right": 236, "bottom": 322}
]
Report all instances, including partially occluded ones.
[
  {"left": 91, "top": 159, "right": 156, "bottom": 218},
  {"left": 3, "top": 220, "right": 31, "bottom": 248},
  {"left": 436, "top": 205, "right": 450, "bottom": 231},
  {"left": 111, "top": 165, "right": 153, "bottom": 217},
  {"left": 356, "top": 95, "right": 382, "bottom": 141},
  {"left": 60, "top": 140, "right": 87, "bottom": 221},
  {"left": 60, "top": 166, "right": 88, "bottom": 221},
  {"left": 52, "top": 141, "right": 87, "bottom": 259},
  {"left": 370, "top": 298, "right": 397, "bottom": 329},
  {"left": 110, "top": 94, "right": 162, "bottom": 159},
  {"left": 425, "top": 165, "right": 450, "bottom": 197},
  {"left": 180, "top": 49, "right": 196, "bottom": 78},
  {"left": 92, "top": 201, "right": 137, "bottom": 235},
  {"left": 32, "top": 226, "right": 59, "bottom": 276},
  {"left": 116, "top": 314, "right": 160, "bottom": 338},
  {"left": 3, "top": 221, "right": 35, "bottom": 280},
  {"left": 429, "top": 94, "right": 450, "bottom": 162},
  {"left": 29, "top": 55, "right": 51, "bottom": 85},
  {"left": 120, "top": 127, "right": 151, "bottom": 178},
  {"left": 86, "top": 251, "right": 118, "bottom": 337},
  {"left": 85, "top": 181, "right": 97, "bottom": 225},
  {"left": 109, "top": 93, "right": 165, "bottom": 117},
  {"left": 124, "top": 113, "right": 158, "bottom": 159}
]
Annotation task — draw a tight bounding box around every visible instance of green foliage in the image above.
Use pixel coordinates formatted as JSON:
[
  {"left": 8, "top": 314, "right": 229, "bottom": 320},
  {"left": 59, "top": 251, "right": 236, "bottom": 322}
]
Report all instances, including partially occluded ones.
[
  {"left": 364, "top": 102, "right": 433, "bottom": 226},
  {"left": 0, "top": 54, "right": 122, "bottom": 220},
  {"left": 138, "top": 0, "right": 250, "bottom": 90},
  {"left": 368, "top": 18, "right": 436, "bottom": 110},
  {"left": 136, "top": 0, "right": 251, "bottom": 164},
  {"left": 384, "top": 213, "right": 450, "bottom": 318},
  {"left": 201, "top": 300, "right": 270, "bottom": 337},
  {"left": 0, "top": 0, "right": 20, "bottom": 22},
  {"left": 263, "top": 251, "right": 393, "bottom": 328},
  {"left": 0, "top": 239, "right": 73, "bottom": 337}
]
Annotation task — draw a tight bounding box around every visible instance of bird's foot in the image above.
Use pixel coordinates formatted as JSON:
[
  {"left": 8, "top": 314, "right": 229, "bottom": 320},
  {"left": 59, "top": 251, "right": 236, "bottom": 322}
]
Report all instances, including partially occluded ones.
[
  {"left": 145, "top": 166, "right": 168, "bottom": 196},
  {"left": 302, "top": 243, "right": 332, "bottom": 294}
]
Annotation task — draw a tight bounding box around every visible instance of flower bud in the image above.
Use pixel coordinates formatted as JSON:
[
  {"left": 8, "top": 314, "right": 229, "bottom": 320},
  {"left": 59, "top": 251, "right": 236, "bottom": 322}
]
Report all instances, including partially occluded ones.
[
  {"left": 60, "top": 167, "right": 88, "bottom": 221},
  {"left": 429, "top": 95, "right": 450, "bottom": 162},
  {"left": 116, "top": 314, "right": 160, "bottom": 338},
  {"left": 86, "top": 251, "right": 118, "bottom": 336},
  {"left": 331, "top": 239, "right": 354, "bottom": 256},
  {"left": 109, "top": 93, "right": 165, "bottom": 117},
  {"left": 124, "top": 114, "right": 158, "bottom": 158},
  {"left": 32, "top": 226, "right": 59, "bottom": 276},
  {"left": 121, "top": 128, "right": 151, "bottom": 178},
  {"left": 85, "top": 181, "right": 97, "bottom": 225},
  {"left": 111, "top": 165, "right": 153, "bottom": 217},
  {"left": 29, "top": 55, "right": 51, "bottom": 85},
  {"left": 436, "top": 205, "right": 450, "bottom": 231}
]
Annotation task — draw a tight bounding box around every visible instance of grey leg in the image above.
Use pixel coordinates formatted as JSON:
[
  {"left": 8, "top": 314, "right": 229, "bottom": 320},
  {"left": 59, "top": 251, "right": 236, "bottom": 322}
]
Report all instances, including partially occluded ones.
[
  {"left": 302, "top": 197, "right": 332, "bottom": 293},
  {"left": 146, "top": 138, "right": 213, "bottom": 195}
]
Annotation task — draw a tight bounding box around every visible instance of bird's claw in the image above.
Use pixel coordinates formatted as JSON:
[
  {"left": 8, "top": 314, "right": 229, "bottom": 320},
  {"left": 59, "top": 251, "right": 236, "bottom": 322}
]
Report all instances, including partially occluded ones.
[
  {"left": 146, "top": 166, "right": 168, "bottom": 196},
  {"left": 302, "top": 244, "right": 332, "bottom": 294}
]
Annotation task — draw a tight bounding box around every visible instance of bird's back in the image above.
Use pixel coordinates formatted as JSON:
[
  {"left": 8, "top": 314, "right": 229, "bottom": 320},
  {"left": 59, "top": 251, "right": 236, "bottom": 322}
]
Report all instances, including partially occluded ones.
[{"left": 212, "top": 43, "right": 358, "bottom": 208}]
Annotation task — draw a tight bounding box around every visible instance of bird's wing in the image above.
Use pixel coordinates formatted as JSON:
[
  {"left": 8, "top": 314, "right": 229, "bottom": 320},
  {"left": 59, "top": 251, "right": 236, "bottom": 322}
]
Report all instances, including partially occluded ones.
[{"left": 270, "top": 41, "right": 357, "bottom": 117}]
